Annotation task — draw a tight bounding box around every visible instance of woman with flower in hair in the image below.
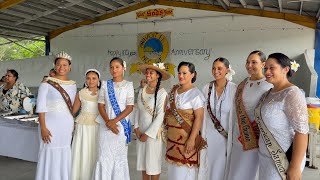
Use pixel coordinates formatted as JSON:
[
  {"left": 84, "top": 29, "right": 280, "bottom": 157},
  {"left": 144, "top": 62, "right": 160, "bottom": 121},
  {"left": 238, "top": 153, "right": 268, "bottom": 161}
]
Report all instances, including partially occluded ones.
[
  {"left": 134, "top": 63, "right": 171, "bottom": 180},
  {"left": 202, "top": 57, "right": 237, "bottom": 180},
  {"left": 35, "top": 51, "right": 77, "bottom": 180},
  {"left": 71, "top": 69, "right": 101, "bottom": 180},
  {"left": 228, "top": 51, "right": 272, "bottom": 180},
  {"left": 255, "top": 53, "right": 308, "bottom": 180},
  {"left": 165, "top": 61, "right": 207, "bottom": 180},
  {"left": 93, "top": 57, "right": 134, "bottom": 180}
]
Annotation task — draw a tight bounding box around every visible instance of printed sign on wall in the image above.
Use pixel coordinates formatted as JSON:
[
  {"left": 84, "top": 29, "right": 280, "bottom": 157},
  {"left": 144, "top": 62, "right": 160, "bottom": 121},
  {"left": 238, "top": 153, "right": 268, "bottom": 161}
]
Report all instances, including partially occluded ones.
[
  {"left": 130, "top": 32, "right": 175, "bottom": 76},
  {"left": 136, "top": 8, "right": 174, "bottom": 19}
]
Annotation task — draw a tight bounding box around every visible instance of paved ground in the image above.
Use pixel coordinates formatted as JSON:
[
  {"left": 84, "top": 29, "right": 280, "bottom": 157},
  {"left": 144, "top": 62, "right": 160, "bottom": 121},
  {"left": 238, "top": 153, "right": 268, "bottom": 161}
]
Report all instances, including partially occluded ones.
[{"left": 0, "top": 139, "right": 319, "bottom": 180}]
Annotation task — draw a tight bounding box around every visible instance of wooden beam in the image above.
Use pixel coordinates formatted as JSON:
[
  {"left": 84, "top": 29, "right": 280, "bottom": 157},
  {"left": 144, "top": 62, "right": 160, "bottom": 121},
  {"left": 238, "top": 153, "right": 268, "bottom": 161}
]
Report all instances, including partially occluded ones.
[
  {"left": 0, "top": 0, "right": 26, "bottom": 10},
  {"left": 258, "top": 0, "right": 264, "bottom": 10},
  {"left": 49, "top": 1, "right": 153, "bottom": 39},
  {"left": 278, "top": 0, "right": 282, "bottom": 12},
  {"left": 155, "top": 0, "right": 316, "bottom": 29},
  {"left": 239, "top": 0, "right": 247, "bottom": 8}
]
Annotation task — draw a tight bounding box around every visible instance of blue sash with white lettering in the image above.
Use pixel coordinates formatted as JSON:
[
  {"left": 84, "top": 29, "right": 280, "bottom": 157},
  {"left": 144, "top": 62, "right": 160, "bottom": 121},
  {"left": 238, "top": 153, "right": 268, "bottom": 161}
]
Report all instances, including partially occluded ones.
[{"left": 107, "top": 79, "right": 131, "bottom": 144}]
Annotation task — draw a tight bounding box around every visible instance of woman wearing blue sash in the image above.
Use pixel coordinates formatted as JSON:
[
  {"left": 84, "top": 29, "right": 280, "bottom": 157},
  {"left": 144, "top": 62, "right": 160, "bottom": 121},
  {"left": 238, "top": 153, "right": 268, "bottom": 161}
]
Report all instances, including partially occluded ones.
[{"left": 93, "top": 57, "right": 134, "bottom": 180}]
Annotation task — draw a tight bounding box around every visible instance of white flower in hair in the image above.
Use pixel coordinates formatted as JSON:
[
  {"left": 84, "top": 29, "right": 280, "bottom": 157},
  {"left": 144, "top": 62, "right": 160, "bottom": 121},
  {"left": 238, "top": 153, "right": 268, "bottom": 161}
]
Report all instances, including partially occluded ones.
[
  {"left": 153, "top": 63, "right": 166, "bottom": 70},
  {"left": 225, "top": 65, "right": 236, "bottom": 81},
  {"left": 123, "top": 61, "right": 127, "bottom": 71},
  {"left": 290, "top": 60, "right": 300, "bottom": 72},
  {"left": 55, "top": 51, "right": 72, "bottom": 61}
]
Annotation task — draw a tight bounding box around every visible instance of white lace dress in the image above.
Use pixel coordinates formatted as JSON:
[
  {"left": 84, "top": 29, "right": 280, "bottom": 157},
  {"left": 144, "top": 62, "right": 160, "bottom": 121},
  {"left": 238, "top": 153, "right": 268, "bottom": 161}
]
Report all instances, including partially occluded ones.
[
  {"left": 258, "top": 86, "right": 309, "bottom": 180},
  {"left": 135, "top": 87, "right": 167, "bottom": 175},
  {"left": 228, "top": 78, "right": 272, "bottom": 180},
  {"left": 202, "top": 81, "right": 237, "bottom": 180},
  {"left": 92, "top": 80, "right": 134, "bottom": 180},
  {"left": 71, "top": 88, "right": 100, "bottom": 180},
  {"left": 35, "top": 80, "right": 77, "bottom": 180}
]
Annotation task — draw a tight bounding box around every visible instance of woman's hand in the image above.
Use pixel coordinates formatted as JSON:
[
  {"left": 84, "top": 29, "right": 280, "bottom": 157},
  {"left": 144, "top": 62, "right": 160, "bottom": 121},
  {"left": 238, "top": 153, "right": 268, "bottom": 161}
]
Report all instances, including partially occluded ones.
[
  {"left": 139, "top": 133, "right": 148, "bottom": 142},
  {"left": 110, "top": 126, "right": 119, "bottom": 134},
  {"left": 106, "top": 119, "right": 117, "bottom": 129},
  {"left": 185, "top": 137, "right": 195, "bottom": 155},
  {"left": 134, "top": 128, "right": 141, "bottom": 140},
  {"left": 286, "top": 165, "right": 302, "bottom": 180},
  {"left": 41, "top": 127, "right": 52, "bottom": 144},
  {"left": 105, "top": 119, "right": 119, "bottom": 134}
]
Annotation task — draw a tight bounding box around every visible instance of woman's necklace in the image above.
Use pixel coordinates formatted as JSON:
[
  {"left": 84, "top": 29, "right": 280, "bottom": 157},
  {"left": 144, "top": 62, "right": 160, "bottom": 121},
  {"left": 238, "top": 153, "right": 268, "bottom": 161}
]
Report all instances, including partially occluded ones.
[{"left": 147, "top": 85, "right": 155, "bottom": 91}]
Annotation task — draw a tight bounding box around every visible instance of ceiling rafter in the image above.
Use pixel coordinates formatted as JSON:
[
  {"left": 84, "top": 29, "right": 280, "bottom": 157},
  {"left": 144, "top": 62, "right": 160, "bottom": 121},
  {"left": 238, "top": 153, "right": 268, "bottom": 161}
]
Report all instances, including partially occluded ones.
[
  {"left": 90, "top": 0, "right": 117, "bottom": 11},
  {"left": 278, "top": 0, "right": 282, "bottom": 12},
  {"left": 206, "top": 0, "right": 214, "bottom": 5},
  {"left": 258, "top": 0, "right": 264, "bottom": 10},
  {"left": 114, "top": 0, "right": 130, "bottom": 7},
  {"left": 0, "top": 34, "right": 42, "bottom": 41},
  {"left": 0, "top": 0, "right": 26, "bottom": 10},
  {"left": 45, "top": 0, "right": 96, "bottom": 18},
  {"left": 216, "top": 0, "right": 228, "bottom": 10},
  {"left": 1, "top": 9, "right": 33, "bottom": 19},
  {"left": 35, "top": 17, "right": 67, "bottom": 27},
  {"left": 0, "top": 22, "right": 47, "bottom": 36},
  {"left": 239, "top": 0, "right": 247, "bottom": 8},
  {"left": 49, "top": 1, "right": 153, "bottom": 39}
]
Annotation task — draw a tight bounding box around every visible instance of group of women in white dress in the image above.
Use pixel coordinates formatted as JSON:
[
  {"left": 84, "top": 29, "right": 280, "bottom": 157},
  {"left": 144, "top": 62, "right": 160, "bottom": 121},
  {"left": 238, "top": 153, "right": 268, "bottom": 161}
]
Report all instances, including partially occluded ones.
[{"left": 34, "top": 50, "right": 309, "bottom": 180}]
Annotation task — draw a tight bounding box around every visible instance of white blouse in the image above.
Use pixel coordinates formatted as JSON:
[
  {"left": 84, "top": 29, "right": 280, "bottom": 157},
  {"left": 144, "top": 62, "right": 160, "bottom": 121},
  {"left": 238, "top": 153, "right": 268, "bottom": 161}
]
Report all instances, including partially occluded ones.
[
  {"left": 242, "top": 78, "right": 273, "bottom": 122},
  {"left": 174, "top": 87, "right": 205, "bottom": 110},
  {"left": 97, "top": 80, "right": 134, "bottom": 123}
]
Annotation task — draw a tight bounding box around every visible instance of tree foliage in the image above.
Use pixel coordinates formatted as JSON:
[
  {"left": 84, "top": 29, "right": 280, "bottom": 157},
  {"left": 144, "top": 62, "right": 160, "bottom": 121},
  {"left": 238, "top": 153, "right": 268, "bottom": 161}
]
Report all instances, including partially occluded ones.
[{"left": 0, "top": 37, "right": 45, "bottom": 61}]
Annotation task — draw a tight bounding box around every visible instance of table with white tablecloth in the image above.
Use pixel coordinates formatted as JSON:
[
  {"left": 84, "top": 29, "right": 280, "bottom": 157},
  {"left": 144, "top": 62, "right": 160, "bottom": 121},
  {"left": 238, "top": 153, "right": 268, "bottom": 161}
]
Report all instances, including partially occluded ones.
[{"left": 0, "top": 117, "right": 39, "bottom": 162}]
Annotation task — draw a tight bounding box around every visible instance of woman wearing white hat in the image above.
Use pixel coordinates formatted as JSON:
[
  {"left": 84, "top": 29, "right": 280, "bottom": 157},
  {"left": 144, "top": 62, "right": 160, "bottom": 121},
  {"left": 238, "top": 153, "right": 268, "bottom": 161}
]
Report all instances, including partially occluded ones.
[
  {"left": 35, "top": 51, "right": 77, "bottom": 180},
  {"left": 71, "top": 69, "right": 101, "bottom": 180},
  {"left": 134, "top": 63, "right": 171, "bottom": 180}
]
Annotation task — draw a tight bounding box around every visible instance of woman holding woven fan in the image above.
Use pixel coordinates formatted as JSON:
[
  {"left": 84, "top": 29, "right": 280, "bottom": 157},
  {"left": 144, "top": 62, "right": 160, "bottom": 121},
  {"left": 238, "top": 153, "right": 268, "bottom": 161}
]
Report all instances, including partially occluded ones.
[
  {"left": 202, "top": 57, "right": 237, "bottom": 180},
  {"left": 255, "top": 53, "right": 308, "bottom": 180},
  {"left": 165, "top": 61, "right": 207, "bottom": 180},
  {"left": 134, "top": 63, "right": 171, "bottom": 180}
]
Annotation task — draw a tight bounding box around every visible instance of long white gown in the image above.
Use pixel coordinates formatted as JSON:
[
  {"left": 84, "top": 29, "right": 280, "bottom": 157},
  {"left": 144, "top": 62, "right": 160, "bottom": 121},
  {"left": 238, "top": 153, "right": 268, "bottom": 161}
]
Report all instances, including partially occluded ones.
[
  {"left": 228, "top": 78, "right": 272, "bottom": 180},
  {"left": 135, "top": 87, "right": 167, "bottom": 175},
  {"left": 258, "top": 86, "right": 309, "bottom": 180},
  {"left": 35, "top": 79, "right": 77, "bottom": 180},
  {"left": 93, "top": 80, "right": 134, "bottom": 180},
  {"left": 202, "top": 81, "right": 237, "bottom": 180},
  {"left": 167, "top": 87, "right": 207, "bottom": 180},
  {"left": 71, "top": 88, "right": 100, "bottom": 180}
]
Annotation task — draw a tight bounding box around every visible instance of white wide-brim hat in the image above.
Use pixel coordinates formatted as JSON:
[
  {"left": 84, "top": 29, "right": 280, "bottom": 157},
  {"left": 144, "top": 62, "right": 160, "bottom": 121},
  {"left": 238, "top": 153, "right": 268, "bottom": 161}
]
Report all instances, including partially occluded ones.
[{"left": 138, "top": 63, "right": 171, "bottom": 81}]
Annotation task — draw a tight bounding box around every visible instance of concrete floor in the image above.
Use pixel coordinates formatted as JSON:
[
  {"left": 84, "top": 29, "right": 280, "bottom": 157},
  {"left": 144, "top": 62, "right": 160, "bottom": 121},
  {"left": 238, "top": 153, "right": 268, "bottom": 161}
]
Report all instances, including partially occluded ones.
[{"left": 0, "top": 139, "right": 319, "bottom": 180}]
